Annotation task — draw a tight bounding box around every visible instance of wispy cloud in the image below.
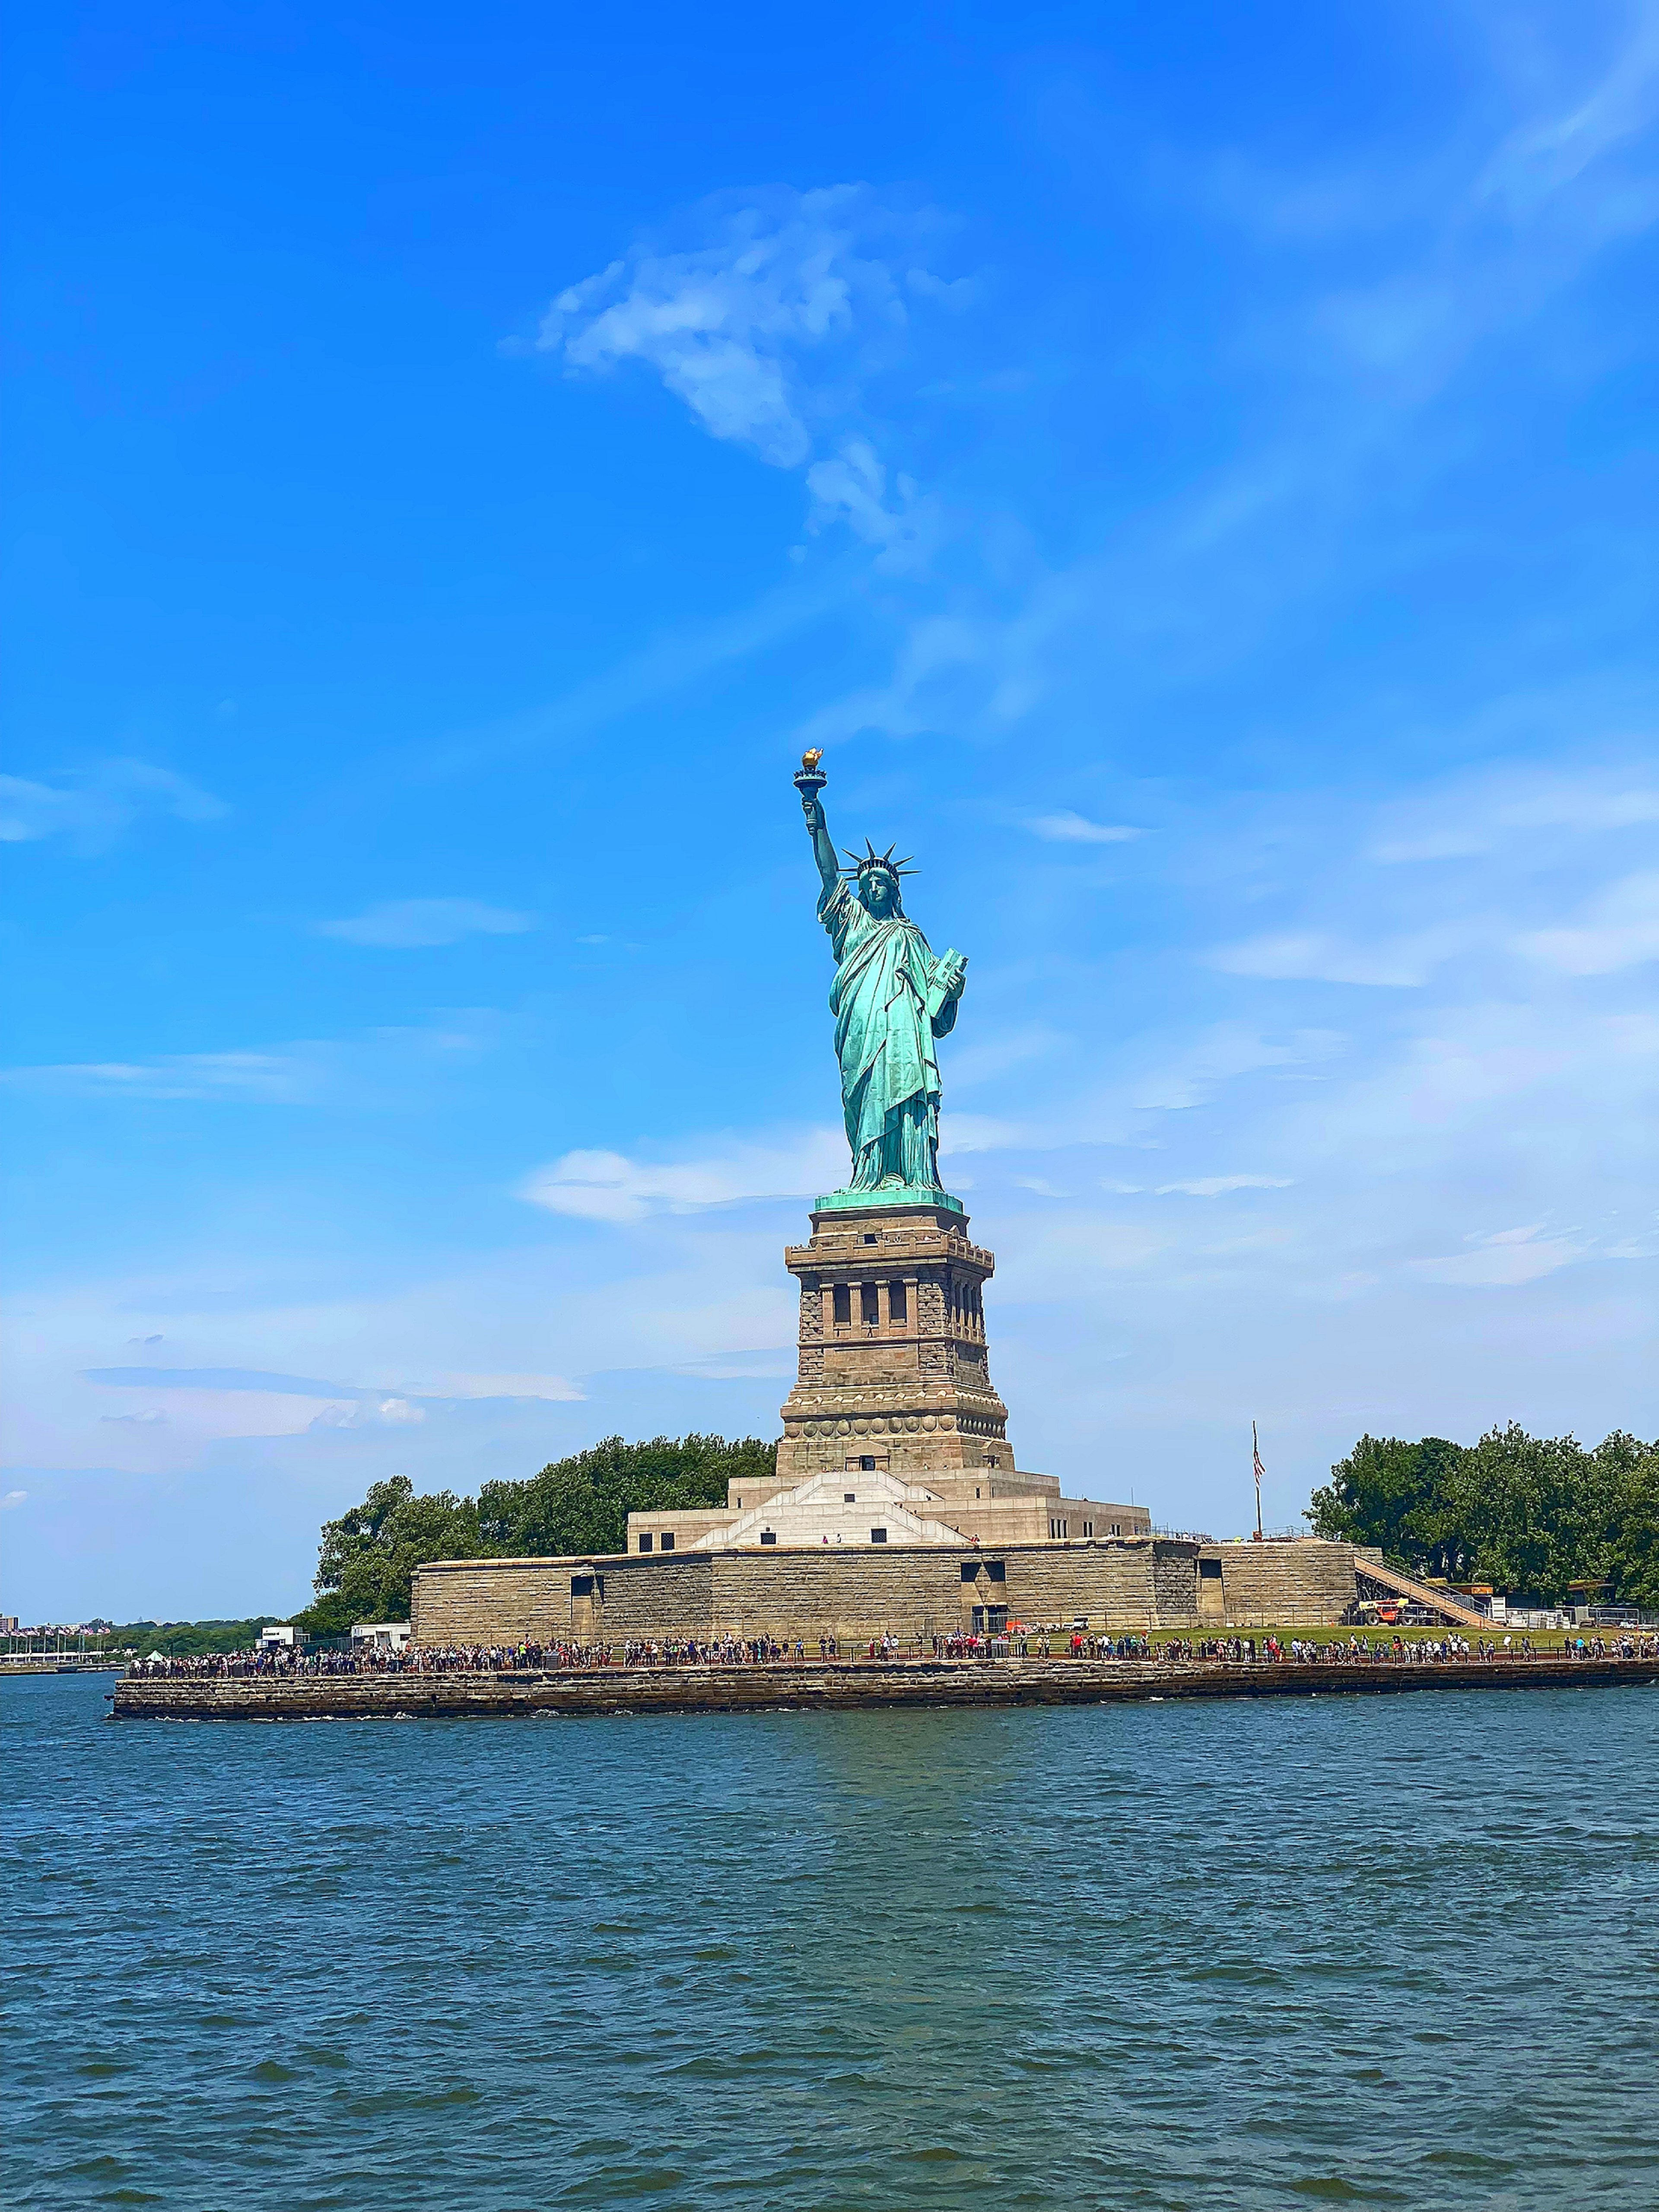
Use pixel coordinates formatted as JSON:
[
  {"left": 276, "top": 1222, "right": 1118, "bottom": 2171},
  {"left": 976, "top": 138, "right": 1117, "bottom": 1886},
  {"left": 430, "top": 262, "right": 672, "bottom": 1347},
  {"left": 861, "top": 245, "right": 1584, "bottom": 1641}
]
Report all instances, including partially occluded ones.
[
  {"left": 1370, "top": 762, "right": 1659, "bottom": 861},
  {"left": 0, "top": 760, "right": 227, "bottom": 854},
  {"left": 1410, "top": 1224, "right": 1588, "bottom": 1288},
  {"left": 535, "top": 185, "right": 958, "bottom": 556},
  {"left": 791, "top": 19, "right": 1659, "bottom": 761},
  {"left": 1, "top": 1017, "right": 500, "bottom": 1106},
  {"left": 1027, "top": 810, "right": 1142, "bottom": 845},
  {"left": 1516, "top": 871, "right": 1659, "bottom": 975},
  {"left": 1296, "top": 17, "right": 1659, "bottom": 405},
  {"left": 0, "top": 1052, "right": 319, "bottom": 1104},
  {"left": 1208, "top": 930, "right": 1460, "bottom": 988},
  {"left": 1154, "top": 1175, "right": 1295, "bottom": 1196},
  {"left": 521, "top": 1128, "right": 847, "bottom": 1222},
  {"left": 318, "top": 899, "right": 536, "bottom": 949},
  {"left": 77, "top": 1366, "right": 585, "bottom": 1445}
]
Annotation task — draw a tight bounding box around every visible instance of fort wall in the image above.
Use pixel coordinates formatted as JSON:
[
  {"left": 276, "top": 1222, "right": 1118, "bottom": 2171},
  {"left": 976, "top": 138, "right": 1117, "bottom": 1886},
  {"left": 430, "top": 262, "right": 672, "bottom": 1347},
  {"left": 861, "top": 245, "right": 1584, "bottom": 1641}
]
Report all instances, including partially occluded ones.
[
  {"left": 413, "top": 1537, "right": 1363, "bottom": 1646},
  {"left": 1203, "top": 1542, "right": 1364, "bottom": 1627}
]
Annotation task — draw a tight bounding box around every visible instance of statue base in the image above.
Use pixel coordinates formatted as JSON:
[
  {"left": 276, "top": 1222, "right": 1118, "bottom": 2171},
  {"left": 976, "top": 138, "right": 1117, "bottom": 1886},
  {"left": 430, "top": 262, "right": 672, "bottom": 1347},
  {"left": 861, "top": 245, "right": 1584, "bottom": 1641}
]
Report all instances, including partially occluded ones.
[
  {"left": 813, "top": 1182, "right": 965, "bottom": 1217},
  {"left": 776, "top": 1195, "right": 1013, "bottom": 1484}
]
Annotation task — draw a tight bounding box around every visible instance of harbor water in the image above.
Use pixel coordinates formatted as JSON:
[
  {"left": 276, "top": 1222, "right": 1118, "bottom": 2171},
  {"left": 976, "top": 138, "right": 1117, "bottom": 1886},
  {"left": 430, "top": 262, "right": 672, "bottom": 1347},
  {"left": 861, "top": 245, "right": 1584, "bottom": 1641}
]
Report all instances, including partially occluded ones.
[{"left": 5, "top": 1670, "right": 1657, "bottom": 2210}]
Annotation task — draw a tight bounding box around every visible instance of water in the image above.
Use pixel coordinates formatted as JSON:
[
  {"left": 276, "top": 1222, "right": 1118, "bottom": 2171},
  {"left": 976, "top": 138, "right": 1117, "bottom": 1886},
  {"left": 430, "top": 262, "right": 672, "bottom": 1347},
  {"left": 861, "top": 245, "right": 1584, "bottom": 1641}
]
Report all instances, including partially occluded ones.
[{"left": 5, "top": 1673, "right": 1657, "bottom": 2211}]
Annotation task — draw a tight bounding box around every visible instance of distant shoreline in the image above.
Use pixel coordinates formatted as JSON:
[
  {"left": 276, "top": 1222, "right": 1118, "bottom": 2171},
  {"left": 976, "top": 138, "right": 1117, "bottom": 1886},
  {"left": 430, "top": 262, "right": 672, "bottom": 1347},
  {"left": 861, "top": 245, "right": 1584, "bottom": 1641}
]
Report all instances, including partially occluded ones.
[{"left": 110, "top": 1653, "right": 1659, "bottom": 1720}]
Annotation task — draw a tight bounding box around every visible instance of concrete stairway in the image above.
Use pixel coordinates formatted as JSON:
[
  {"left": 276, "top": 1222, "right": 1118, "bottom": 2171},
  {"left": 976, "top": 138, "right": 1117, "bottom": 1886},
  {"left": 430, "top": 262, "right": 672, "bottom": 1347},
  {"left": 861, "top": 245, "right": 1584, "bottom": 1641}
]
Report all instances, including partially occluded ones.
[{"left": 1355, "top": 1557, "right": 1487, "bottom": 1628}]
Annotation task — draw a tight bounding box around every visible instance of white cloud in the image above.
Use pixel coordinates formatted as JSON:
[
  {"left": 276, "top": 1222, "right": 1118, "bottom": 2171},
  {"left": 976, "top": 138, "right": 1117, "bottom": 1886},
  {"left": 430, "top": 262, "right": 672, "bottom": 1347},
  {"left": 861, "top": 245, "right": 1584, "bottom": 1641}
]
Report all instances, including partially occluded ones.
[
  {"left": 1410, "top": 1225, "right": 1588, "bottom": 1288},
  {"left": 1127, "top": 1025, "right": 1343, "bottom": 1112},
  {"left": 0, "top": 760, "right": 227, "bottom": 853},
  {"left": 2, "top": 1490, "right": 28, "bottom": 1510},
  {"left": 804, "top": 435, "right": 927, "bottom": 556},
  {"left": 1497, "top": 783, "right": 1659, "bottom": 835},
  {"left": 1371, "top": 765, "right": 1659, "bottom": 862},
  {"left": 1478, "top": 15, "right": 1659, "bottom": 218},
  {"left": 938, "top": 1112, "right": 1025, "bottom": 1154},
  {"left": 538, "top": 186, "right": 934, "bottom": 466},
  {"left": 1208, "top": 931, "right": 1454, "bottom": 987},
  {"left": 0, "top": 1016, "right": 501, "bottom": 1108},
  {"left": 521, "top": 1128, "right": 849, "bottom": 1222},
  {"left": 1305, "top": 19, "right": 1659, "bottom": 405},
  {"left": 405, "top": 1372, "right": 585, "bottom": 1402},
  {"left": 1155, "top": 1176, "right": 1295, "bottom": 1196},
  {"left": 1027, "top": 811, "right": 1142, "bottom": 845},
  {"left": 0, "top": 1053, "right": 318, "bottom": 1104},
  {"left": 535, "top": 187, "right": 953, "bottom": 555},
  {"left": 318, "top": 899, "right": 535, "bottom": 949},
  {"left": 1516, "top": 871, "right": 1659, "bottom": 976}
]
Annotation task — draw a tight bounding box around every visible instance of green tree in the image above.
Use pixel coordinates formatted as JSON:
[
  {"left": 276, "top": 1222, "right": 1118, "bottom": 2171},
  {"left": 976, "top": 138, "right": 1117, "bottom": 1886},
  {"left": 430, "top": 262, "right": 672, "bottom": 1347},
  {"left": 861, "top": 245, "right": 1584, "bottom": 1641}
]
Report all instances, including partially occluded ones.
[
  {"left": 477, "top": 1433, "right": 775, "bottom": 1558},
  {"left": 1588, "top": 1431, "right": 1659, "bottom": 1609},
  {"left": 296, "top": 1474, "right": 481, "bottom": 1631},
  {"left": 1445, "top": 1423, "right": 1590, "bottom": 1604},
  {"left": 1305, "top": 1434, "right": 1465, "bottom": 1574},
  {"left": 107, "top": 1617, "right": 281, "bottom": 1656},
  {"left": 295, "top": 1435, "right": 776, "bottom": 1630},
  {"left": 1308, "top": 1423, "right": 1659, "bottom": 1607}
]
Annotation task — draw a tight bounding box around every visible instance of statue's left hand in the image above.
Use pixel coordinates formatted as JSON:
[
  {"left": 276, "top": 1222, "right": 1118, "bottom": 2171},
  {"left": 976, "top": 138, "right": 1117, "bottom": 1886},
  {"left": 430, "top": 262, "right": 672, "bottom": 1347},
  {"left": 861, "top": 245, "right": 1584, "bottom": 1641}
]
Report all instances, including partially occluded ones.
[{"left": 941, "top": 951, "right": 968, "bottom": 998}]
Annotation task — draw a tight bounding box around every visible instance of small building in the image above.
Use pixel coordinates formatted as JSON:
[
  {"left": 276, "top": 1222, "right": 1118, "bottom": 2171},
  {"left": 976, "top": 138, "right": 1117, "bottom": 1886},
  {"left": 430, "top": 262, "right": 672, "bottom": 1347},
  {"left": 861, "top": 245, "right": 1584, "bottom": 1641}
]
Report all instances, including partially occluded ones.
[
  {"left": 350, "top": 1621, "right": 411, "bottom": 1650},
  {"left": 258, "top": 1624, "right": 298, "bottom": 1648}
]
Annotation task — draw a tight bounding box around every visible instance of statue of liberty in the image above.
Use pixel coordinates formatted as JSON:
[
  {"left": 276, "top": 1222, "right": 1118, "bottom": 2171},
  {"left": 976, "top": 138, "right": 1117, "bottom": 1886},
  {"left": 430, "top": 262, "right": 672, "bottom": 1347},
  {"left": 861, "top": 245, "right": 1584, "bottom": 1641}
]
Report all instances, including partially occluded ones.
[{"left": 795, "top": 752, "right": 967, "bottom": 1199}]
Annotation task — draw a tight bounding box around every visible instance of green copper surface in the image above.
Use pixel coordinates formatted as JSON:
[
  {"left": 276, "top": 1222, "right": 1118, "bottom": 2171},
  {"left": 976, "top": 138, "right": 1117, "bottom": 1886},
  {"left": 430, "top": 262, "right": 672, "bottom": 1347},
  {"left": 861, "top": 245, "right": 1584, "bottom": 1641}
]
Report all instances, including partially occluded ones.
[
  {"left": 813, "top": 1185, "right": 966, "bottom": 1217},
  {"left": 796, "top": 762, "right": 968, "bottom": 1206}
]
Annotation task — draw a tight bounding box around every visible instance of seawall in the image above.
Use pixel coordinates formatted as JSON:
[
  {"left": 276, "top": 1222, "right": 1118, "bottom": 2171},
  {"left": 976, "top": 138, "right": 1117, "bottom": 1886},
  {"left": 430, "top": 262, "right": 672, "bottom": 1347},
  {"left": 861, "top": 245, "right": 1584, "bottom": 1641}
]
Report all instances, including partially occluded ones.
[{"left": 111, "top": 1654, "right": 1659, "bottom": 1720}]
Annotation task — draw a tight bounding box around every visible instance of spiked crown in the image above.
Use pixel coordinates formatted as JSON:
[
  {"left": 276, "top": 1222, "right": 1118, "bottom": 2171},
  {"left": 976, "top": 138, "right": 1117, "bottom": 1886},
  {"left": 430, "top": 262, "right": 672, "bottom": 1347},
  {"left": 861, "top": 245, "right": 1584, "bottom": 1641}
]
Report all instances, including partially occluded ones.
[{"left": 840, "top": 839, "right": 917, "bottom": 887}]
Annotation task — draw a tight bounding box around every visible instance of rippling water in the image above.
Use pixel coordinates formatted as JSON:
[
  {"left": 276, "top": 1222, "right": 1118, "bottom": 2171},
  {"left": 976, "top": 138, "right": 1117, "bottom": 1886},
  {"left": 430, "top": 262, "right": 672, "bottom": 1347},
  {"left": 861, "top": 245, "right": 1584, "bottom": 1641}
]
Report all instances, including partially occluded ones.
[{"left": 6, "top": 1672, "right": 1657, "bottom": 2210}]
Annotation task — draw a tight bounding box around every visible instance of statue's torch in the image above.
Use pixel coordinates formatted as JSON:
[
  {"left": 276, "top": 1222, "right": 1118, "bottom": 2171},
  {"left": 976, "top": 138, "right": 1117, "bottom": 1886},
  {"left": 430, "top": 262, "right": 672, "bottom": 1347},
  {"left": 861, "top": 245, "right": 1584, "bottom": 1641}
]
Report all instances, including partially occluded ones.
[{"left": 794, "top": 747, "right": 827, "bottom": 801}]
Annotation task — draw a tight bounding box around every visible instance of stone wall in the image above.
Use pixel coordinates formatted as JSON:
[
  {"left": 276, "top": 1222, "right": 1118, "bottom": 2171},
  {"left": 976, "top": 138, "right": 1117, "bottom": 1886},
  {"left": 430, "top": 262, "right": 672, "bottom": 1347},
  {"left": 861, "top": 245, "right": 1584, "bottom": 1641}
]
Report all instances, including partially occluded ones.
[
  {"left": 1000, "top": 1541, "right": 1174, "bottom": 1630},
  {"left": 113, "top": 1653, "right": 1659, "bottom": 1723},
  {"left": 413, "top": 1554, "right": 718, "bottom": 1645},
  {"left": 1206, "top": 1541, "right": 1362, "bottom": 1627},
  {"left": 411, "top": 1535, "right": 1230, "bottom": 1647},
  {"left": 709, "top": 1548, "right": 965, "bottom": 1641}
]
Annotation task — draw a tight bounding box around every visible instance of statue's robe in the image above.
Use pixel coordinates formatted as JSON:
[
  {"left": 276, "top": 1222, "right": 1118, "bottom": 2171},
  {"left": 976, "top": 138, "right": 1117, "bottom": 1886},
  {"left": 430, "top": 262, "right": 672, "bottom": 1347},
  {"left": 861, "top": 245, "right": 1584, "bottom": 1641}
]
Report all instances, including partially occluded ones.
[{"left": 819, "top": 877, "right": 958, "bottom": 1189}]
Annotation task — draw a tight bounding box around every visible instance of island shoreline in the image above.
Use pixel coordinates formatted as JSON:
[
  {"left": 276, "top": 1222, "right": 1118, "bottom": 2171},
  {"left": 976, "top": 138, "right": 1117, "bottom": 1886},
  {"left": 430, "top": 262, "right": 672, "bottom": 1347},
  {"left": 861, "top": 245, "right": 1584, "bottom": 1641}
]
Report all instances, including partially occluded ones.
[{"left": 109, "top": 1654, "right": 1659, "bottom": 1720}]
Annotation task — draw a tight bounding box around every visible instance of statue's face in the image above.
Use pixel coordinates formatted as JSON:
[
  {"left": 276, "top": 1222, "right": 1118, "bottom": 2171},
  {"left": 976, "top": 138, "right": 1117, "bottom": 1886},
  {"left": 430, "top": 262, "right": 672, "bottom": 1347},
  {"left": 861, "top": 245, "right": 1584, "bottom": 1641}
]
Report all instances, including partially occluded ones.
[{"left": 861, "top": 871, "right": 897, "bottom": 917}]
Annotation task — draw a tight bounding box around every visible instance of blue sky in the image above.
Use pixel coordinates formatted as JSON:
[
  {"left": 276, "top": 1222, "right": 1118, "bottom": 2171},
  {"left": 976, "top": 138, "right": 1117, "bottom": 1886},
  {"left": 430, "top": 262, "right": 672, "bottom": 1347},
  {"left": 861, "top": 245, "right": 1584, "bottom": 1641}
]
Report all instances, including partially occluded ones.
[{"left": 4, "top": 0, "right": 1656, "bottom": 1622}]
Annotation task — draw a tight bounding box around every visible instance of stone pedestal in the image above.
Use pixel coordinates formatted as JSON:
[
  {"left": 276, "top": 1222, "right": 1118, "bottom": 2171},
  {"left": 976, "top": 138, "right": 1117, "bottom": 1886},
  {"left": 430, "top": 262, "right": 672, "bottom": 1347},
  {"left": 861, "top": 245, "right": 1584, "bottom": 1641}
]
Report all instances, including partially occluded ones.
[{"left": 777, "top": 1193, "right": 1015, "bottom": 1482}]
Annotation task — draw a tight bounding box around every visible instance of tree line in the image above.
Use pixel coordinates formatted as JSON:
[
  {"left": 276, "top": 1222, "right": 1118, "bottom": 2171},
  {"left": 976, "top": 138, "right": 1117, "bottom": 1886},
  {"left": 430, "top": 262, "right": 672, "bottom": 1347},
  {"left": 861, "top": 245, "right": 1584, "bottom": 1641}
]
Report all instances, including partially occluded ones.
[
  {"left": 1306, "top": 1423, "right": 1659, "bottom": 1608},
  {"left": 293, "top": 1433, "right": 775, "bottom": 1634},
  {"left": 94, "top": 1618, "right": 282, "bottom": 1656}
]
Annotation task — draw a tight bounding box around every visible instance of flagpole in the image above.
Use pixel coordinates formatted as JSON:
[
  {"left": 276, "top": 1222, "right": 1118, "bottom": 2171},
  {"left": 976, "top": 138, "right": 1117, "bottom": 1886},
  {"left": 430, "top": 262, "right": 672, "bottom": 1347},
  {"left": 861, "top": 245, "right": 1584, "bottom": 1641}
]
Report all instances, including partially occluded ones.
[{"left": 1252, "top": 1421, "right": 1265, "bottom": 1543}]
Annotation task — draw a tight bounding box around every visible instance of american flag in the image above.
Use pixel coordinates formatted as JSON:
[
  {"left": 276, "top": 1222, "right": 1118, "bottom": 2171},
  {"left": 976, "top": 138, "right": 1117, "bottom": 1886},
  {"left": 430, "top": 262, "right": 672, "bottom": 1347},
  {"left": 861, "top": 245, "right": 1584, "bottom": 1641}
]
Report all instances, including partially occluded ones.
[{"left": 1252, "top": 1421, "right": 1265, "bottom": 1538}]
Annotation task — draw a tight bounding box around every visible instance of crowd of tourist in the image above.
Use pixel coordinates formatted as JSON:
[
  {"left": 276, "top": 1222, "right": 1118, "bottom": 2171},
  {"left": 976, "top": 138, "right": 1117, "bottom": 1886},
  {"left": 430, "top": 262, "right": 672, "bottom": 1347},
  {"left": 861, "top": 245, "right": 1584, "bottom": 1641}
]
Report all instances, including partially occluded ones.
[
  {"left": 131, "top": 1634, "right": 809, "bottom": 1678},
  {"left": 1258, "top": 1630, "right": 1655, "bottom": 1663},
  {"left": 126, "top": 1623, "right": 1655, "bottom": 1680}
]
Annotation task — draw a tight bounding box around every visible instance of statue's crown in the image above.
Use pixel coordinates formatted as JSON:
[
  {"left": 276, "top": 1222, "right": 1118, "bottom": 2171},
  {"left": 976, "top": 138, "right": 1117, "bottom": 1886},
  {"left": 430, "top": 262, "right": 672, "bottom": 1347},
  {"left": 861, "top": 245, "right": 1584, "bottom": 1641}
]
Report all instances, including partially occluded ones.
[{"left": 841, "top": 839, "right": 916, "bottom": 884}]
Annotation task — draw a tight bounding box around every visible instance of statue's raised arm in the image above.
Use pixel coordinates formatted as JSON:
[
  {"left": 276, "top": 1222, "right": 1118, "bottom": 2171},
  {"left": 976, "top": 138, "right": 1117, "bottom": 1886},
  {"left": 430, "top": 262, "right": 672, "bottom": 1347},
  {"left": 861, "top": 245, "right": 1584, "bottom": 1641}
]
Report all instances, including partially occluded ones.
[{"left": 795, "top": 748, "right": 838, "bottom": 898}]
